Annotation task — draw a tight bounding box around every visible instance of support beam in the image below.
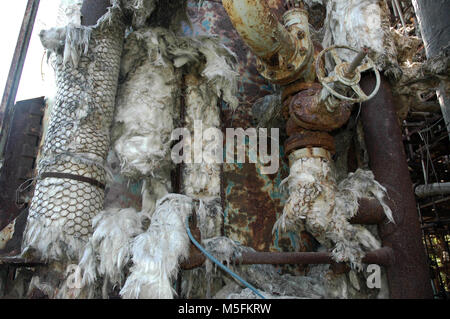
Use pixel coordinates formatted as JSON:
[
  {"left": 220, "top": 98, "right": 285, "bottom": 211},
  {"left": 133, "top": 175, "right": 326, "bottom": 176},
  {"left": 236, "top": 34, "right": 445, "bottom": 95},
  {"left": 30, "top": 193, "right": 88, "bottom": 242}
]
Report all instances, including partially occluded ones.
[
  {"left": 0, "top": 0, "right": 40, "bottom": 164},
  {"left": 360, "top": 73, "right": 433, "bottom": 299}
]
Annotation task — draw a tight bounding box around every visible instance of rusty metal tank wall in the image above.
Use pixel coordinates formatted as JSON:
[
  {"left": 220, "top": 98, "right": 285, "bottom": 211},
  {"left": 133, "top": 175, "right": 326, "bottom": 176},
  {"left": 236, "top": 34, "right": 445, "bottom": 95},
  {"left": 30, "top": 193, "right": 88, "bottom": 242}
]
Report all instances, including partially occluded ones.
[{"left": 184, "top": 1, "right": 316, "bottom": 254}]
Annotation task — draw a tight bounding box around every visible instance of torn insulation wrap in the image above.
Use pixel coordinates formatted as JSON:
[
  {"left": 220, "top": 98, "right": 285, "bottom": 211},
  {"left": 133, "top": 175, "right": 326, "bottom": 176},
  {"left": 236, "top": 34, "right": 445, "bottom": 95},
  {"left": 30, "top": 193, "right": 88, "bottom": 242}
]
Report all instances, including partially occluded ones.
[
  {"left": 113, "top": 28, "right": 238, "bottom": 180},
  {"left": 78, "top": 207, "right": 147, "bottom": 288},
  {"left": 275, "top": 153, "right": 393, "bottom": 270},
  {"left": 23, "top": 6, "right": 125, "bottom": 261},
  {"left": 183, "top": 73, "right": 222, "bottom": 199},
  {"left": 322, "top": 0, "right": 400, "bottom": 79},
  {"left": 120, "top": 194, "right": 193, "bottom": 299},
  {"left": 113, "top": 29, "right": 182, "bottom": 181}
]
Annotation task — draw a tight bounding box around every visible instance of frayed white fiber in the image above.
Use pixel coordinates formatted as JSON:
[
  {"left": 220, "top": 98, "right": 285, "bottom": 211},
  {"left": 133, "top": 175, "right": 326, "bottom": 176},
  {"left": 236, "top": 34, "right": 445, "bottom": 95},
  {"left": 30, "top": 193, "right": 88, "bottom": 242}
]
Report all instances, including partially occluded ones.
[
  {"left": 275, "top": 155, "right": 393, "bottom": 270},
  {"left": 113, "top": 29, "right": 181, "bottom": 179},
  {"left": 78, "top": 207, "right": 147, "bottom": 287},
  {"left": 63, "top": 26, "right": 92, "bottom": 68},
  {"left": 335, "top": 169, "right": 394, "bottom": 223},
  {"left": 195, "top": 198, "right": 223, "bottom": 241},
  {"left": 322, "top": 0, "right": 400, "bottom": 78},
  {"left": 197, "top": 37, "right": 239, "bottom": 111},
  {"left": 120, "top": 194, "right": 193, "bottom": 299},
  {"left": 114, "top": 28, "right": 239, "bottom": 180},
  {"left": 183, "top": 73, "right": 222, "bottom": 199},
  {"left": 122, "top": 0, "right": 157, "bottom": 29},
  {"left": 22, "top": 214, "right": 87, "bottom": 262},
  {"left": 274, "top": 157, "right": 335, "bottom": 238}
]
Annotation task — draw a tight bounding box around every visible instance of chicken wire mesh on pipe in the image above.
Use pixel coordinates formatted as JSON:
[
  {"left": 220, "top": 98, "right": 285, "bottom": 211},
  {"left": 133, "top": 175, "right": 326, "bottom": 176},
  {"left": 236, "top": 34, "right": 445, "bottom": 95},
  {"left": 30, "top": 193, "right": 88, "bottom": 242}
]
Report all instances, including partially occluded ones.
[{"left": 22, "top": 6, "right": 125, "bottom": 262}]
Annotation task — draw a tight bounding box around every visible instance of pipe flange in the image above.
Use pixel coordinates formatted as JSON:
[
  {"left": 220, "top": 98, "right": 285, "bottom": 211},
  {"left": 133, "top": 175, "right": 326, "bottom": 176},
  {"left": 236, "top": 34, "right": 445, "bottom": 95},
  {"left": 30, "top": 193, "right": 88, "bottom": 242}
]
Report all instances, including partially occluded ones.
[
  {"left": 288, "top": 147, "right": 332, "bottom": 166},
  {"left": 285, "top": 130, "right": 335, "bottom": 155},
  {"left": 257, "top": 9, "right": 314, "bottom": 85}
]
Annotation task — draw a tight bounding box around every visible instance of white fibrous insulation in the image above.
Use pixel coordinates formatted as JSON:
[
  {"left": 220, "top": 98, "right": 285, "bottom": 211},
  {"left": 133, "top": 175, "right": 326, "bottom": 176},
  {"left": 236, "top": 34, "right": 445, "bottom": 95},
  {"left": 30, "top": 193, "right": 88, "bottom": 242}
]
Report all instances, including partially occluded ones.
[
  {"left": 181, "top": 37, "right": 238, "bottom": 232},
  {"left": 77, "top": 207, "right": 147, "bottom": 288},
  {"left": 122, "top": 0, "right": 157, "bottom": 29},
  {"left": 322, "top": 0, "right": 400, "bottom": 78},
  {"left": 180, "top": 37, "right": 240, "bottom": 296},
  {"left": 113, "top": 29, "right": 181, "bottom": 182},
  {"left": 23, "top": 5, "right": 125, "bottom": 261},
  {"left": 196, "top": 37, "right": 239, "bottom": 111},
  {"left": 120, "top": 194, "right": 193, "bottom": 299},
  {"left": 113, "top": 29, "right": 238, "bottom": 175},
  {"left": 275, "top": 155, "right": 393, "bottom": 270},
  {"left": 183, "top": 74, "right": 222, "bottom": 199}
]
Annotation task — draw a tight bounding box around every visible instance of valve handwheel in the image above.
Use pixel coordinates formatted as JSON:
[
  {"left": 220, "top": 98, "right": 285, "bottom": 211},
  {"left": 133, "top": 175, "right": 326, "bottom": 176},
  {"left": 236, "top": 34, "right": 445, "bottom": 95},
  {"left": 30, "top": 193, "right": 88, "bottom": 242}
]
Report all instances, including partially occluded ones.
[{"left": 315, "top": 45, "right": 381, "bottom": 103}]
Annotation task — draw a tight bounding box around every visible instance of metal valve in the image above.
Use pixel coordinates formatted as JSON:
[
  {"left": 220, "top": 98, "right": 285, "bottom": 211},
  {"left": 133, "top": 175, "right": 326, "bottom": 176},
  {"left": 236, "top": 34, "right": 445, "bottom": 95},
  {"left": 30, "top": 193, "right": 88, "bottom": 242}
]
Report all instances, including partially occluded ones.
[{"left": 315, "top": 45, "right": 381, "bottom": 103}]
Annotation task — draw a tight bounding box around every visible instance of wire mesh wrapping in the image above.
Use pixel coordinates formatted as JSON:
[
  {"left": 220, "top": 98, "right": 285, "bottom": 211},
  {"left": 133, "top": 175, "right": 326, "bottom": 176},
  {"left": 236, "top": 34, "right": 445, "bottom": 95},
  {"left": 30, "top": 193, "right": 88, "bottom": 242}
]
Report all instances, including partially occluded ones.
[{"left": 23, "top": 6, "right": 125, "bottom": 261}]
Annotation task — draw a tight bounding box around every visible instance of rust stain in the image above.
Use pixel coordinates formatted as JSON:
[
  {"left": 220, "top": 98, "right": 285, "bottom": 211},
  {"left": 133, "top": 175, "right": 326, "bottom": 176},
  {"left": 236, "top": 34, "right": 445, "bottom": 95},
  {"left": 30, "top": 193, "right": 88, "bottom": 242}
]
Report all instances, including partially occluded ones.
[
  {"left": 224, "top": 163, "right": 281, "bottom": 252},
  {"left": 186, "top": 1, "right": 315, "bottom": 256},
  {"left": 285, "top": 126, "right": 336, "bottom": 155},
  {"left": 289, "top": 84, "right": 352, "bottom": 131}
]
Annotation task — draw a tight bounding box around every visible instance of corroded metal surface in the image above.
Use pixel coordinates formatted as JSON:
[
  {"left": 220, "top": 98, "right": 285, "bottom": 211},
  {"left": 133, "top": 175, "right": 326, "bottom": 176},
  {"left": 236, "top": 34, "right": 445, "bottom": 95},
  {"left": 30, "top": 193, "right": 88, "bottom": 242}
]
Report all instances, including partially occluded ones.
[
  {"left": 289, "top": 83, "right": 352, "bottom": 131},
  {"left": 0, "top": 97, "right": 45, "bottom": 231},
  {"left": 222, "top": 0, "right": 296, "bottom": 62},
  {"left": 350, "top": 198, "right": 386, "bottom": 225},
  {"left": 284, "top": 129, "right": 336, "bottom": 155},
  {"left": 184, "top": 1, "right": 324, "bottom": 256},
  {"left": 222, "top": 1, "right": 314, "bottom": 85},
  {"left": 186, "top": 1, "right": 312, "bottom": 254},
  {"left": 361, "top": 73, "right": 433, "bottom": 299}
]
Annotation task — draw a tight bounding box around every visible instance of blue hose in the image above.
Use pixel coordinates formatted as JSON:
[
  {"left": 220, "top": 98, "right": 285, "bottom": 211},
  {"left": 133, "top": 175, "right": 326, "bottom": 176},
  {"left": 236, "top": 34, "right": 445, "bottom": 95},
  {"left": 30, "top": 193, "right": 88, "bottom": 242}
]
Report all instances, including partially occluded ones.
[{"left": 185, "top": 217, "right": 265, "bottom": 299}]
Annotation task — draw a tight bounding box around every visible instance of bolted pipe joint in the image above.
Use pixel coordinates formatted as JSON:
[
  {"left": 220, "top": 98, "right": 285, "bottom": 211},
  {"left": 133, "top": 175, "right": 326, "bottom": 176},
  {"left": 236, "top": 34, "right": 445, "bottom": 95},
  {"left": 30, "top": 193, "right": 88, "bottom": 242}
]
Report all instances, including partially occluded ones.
[{"left": 223, "top": 0, "right": 313, "bottom": 85}]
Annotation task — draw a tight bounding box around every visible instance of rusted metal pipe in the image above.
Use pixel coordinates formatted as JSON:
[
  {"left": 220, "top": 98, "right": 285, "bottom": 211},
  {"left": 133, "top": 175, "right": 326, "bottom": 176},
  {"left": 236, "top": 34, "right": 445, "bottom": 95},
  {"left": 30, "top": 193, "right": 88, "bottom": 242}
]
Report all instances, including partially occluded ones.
[
  {"left": 350, "top": 198, "right": 386, "bottom": 225},
  {"left": 222, "top": 0, "right": 296, "bottom": 62},
  {"left": 180, "top": 247, "right": 394, "bottom": 270},
  {"left": 0, "top": 0, "right": 40, "bottom": 162},
  {"left": 415, "top": 182, "right": 450, "bottom": 198},
  {"left": 222, "top": 0, "right": 313, "bottom": 84},
  {"left": 360, "top": 73, "right": 433, "bottom": 299}
]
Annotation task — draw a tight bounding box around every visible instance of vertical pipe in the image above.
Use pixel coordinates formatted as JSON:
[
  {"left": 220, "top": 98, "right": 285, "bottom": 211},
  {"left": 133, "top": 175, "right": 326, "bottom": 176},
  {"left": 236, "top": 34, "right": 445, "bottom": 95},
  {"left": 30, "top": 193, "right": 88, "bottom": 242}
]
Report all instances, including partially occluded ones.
[
  {"left": 0, "top": 0, "right": 40, "bottom": 162},
  {"left": 23, "top": 0, "right": 125, "bottom": 261},
  {"left": 360, "top": 73, "right": 433, "bottom": 299},
  {"left": 412, "top": 0, "right": 450, "bottom": 137}
]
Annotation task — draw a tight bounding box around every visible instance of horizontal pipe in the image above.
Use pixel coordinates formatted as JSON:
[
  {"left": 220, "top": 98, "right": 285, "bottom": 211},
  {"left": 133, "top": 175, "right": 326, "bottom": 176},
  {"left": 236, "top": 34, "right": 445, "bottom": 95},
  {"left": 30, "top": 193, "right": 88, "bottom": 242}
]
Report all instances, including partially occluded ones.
[
  {"left": 415, "top": 182, "right": 450, "bottom": 198},
  {"left": 0, "top": 256, "right": 45, "bottom": 267},
  {"left": 222, "top": 0, "right": 296, "bottom": 62},
  {"left": 180, "top": 247, "right": 394, "bottom": 270},
  {"left": 351, "top": 198, "right": 386, "bottom": 225}
]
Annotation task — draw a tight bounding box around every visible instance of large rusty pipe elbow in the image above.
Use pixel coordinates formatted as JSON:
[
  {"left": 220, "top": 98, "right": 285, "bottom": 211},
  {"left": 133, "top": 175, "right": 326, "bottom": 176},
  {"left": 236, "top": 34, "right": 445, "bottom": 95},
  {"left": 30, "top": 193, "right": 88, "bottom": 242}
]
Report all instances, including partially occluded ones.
[
  {"left": 222, "top": 0, "right": 312, "bottom": 85},
  {"left": 222, "top": 0, "right": 295, "bottom": 62}
]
